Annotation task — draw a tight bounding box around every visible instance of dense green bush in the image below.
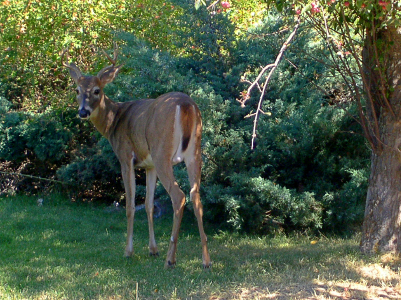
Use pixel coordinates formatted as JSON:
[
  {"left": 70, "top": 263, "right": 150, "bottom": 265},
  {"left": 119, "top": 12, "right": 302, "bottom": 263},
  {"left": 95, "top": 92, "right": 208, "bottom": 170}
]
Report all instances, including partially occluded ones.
[
  {"left": 0, "top": 100, "right": 77, "bottom": 193},
  {"left": 0, "top": 2, "right": 370, "bottom": 234},
  {"left": 0, "top": 107, "right": 71, "bottom": 163}
]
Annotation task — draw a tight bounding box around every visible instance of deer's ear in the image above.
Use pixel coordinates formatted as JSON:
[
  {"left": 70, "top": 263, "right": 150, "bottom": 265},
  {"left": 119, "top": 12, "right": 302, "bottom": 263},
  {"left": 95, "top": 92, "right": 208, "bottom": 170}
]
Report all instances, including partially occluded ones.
[
  {"left": 68, "top": 63, "right": 82, "bottom": 84},
  {"left": 61, "top": 48, "right": 83, "bottom": 84},
  {"left": 97, "top": 64, "right": 123, "bottom": 86}
]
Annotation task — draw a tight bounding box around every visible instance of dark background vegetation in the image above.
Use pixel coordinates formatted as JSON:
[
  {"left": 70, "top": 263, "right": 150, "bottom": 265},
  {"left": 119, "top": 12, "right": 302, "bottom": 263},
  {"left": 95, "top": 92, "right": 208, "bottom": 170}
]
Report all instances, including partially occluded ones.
[{"left": 0, "top": 0, "right": 370, "bottom": 235}]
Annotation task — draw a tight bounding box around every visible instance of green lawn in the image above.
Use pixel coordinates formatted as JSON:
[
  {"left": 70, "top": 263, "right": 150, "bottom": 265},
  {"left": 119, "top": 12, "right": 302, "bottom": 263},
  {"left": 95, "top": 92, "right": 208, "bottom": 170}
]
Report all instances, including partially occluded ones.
[{"left": 0, "top": 195, "right": 400, "bottom": 299}]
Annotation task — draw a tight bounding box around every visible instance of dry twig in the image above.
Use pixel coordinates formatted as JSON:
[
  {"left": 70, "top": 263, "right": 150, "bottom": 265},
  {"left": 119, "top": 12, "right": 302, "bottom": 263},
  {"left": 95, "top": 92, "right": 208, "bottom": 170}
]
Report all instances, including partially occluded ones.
[{"left": 239, "top": 17, "right": 301, "bottom": 149}]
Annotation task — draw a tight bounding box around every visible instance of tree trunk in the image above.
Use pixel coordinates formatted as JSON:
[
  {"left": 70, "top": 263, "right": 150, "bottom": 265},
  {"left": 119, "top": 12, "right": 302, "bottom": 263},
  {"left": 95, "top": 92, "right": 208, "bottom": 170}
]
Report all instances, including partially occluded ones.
[{"left": 360, "top": 26, "right": 401, "bottom": 253}]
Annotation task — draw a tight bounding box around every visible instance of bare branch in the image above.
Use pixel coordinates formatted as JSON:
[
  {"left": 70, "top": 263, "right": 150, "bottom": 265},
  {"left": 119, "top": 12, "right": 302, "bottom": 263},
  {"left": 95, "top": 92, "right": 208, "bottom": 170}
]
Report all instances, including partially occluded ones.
[
  {"left": 305, "top": 7, "right": 383, "bottom": 153},
  {"left": 207, "top": 0, "right": 220, "bottom": 10},
  {"left": 371, "top": 19, "right": 395, "bottom": 118},
  {"left": 242, "top": 17, "right": 301, "bottom": 149},
  {"left": 244, "top": 109, "right": 271, "bottom": 119},
  {"left": 341, "top": 12, "right": 383, "bottom": 153},
  {"left": 0, "top": 171, "right": 67, "bottom": 185},
  {"left": 244, "top": 64, "right": 275, "bottom": 98}
]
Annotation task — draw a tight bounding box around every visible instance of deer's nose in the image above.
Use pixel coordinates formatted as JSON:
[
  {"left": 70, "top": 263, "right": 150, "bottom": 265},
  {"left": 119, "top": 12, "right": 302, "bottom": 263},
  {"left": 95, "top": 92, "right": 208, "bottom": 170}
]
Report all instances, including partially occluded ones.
[{"left": 78, "top": 108, "right": 90, "bottom": 119}]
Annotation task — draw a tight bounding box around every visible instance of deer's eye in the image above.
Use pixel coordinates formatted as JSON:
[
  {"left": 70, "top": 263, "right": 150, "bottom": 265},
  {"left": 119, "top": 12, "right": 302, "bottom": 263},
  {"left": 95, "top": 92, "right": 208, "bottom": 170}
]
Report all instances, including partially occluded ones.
[{"left": 94, "top": 88, "right": 100, "bottom": 95}]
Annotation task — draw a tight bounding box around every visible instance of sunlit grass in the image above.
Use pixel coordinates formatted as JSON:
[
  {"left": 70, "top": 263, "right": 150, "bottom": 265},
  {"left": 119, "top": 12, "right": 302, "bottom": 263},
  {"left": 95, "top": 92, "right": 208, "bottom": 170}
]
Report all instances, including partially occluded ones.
[{"left": 0, "top": 194, "right": 400, "bottom": 299}]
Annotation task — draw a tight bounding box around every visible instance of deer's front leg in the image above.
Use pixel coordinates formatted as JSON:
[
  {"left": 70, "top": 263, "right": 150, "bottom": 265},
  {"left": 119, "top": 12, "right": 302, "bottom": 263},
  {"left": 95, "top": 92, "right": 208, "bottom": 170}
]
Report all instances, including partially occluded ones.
[{"left": 121, "top": 160, "right": 136, "bottom": 257}]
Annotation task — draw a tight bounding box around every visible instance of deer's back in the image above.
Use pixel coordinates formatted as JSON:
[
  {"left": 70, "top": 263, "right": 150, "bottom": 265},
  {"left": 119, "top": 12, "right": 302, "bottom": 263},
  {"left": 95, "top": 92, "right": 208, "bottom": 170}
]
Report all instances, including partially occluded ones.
[{"left": 109, "top": 92, "right": 200, "bottom": 166}]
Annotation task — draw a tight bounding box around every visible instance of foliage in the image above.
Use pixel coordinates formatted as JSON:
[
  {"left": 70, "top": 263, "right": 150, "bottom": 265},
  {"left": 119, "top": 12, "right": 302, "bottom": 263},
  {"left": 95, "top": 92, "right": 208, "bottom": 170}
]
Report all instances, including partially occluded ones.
[
  {"left": 0, "top": 0, "right": 184, "bottom": 111},
  {"left": 0, "top": 0, "right": 370, "bottom": 233},
  {"left": 0, "top": 100, "right": 81, "bottom": 193},
  {"left": 0, "top": 113, "right": 70, "bottom": 163},
  {"left": 56, "top": 138, "right": 122, "bottom": 201},
  {"left": 287, "top": 0, "right": 401, "bottom": 31},
  {"left": 263, "top": 0, "right": 401, "bottom": 153}
]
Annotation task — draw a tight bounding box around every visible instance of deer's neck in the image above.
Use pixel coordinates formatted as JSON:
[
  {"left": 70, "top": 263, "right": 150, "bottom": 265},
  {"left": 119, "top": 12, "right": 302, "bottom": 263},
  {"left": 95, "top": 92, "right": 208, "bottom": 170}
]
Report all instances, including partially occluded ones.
[{"left": 89, "top": 95, "right": 119, "bottom": 139}]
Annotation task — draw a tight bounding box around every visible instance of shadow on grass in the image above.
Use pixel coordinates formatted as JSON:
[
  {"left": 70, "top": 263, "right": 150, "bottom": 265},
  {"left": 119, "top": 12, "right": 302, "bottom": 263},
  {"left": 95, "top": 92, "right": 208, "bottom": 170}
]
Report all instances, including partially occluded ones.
[
  {"left": 0, "top": 195, "right": 400, "bottom": 299},
  {"left": 201, "top": 236, "right": 401, "bottom": 299}
]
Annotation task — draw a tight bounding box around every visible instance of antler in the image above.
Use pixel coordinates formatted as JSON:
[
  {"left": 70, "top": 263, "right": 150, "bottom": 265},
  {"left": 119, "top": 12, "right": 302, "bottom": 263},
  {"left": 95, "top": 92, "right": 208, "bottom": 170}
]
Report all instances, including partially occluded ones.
[
  {"left": 102, "top": 42, "right": 118, "bottom": 66},
  {"left": 96, "top": 42, "right": 123, "bottom": 81},
  {"left": 61, "top": 47, "right": 82, "bottom": 81}
]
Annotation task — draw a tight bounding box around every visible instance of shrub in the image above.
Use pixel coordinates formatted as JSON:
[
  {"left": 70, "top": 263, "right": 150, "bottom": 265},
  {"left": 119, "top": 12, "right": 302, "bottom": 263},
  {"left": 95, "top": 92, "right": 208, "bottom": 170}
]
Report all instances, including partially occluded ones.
[
  {"left": 0, "top": 96, "right": 79, "bottom": 194},
  {"left": 0, "top": 3, "right": 370, "bottom": 234},
  {"left": 0, "top": 111, "right": 71, "bottom": 163}
]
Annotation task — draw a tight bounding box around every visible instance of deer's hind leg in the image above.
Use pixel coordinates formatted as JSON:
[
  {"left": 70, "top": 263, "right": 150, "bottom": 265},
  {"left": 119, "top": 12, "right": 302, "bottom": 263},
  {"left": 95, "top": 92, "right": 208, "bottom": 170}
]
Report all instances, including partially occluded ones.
[
  {"left": 153, "top": 161, "right": 186, "bottom": 268},
  {"left": 185, "top": 156, "right": 211, "bottom": 268},
  {"left": 145, "top": 168, "right": 159, "bottom": 256}
]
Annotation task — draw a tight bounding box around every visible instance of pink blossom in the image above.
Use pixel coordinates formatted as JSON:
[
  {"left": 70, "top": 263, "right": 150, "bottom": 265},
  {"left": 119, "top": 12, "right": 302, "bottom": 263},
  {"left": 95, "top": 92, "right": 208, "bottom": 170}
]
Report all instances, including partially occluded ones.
[
  {"left": 221, "top": 1, "right": 230, "bottom": 9},
  {"left": 311, "top": 2, "right": 320, "bottom": 13},
  {"left": 379, "top": 0, "right": 390, "bottom": 10}
]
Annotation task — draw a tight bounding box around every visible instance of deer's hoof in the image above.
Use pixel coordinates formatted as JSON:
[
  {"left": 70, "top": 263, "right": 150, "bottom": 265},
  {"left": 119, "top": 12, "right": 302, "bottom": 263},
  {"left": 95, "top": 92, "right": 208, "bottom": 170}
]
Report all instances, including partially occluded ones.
[
  {"left": 203, "top": 262, "right": 212, "bottom": 269},
  {"left": 165, "top": 260, "right": 176, "bottom": 269},
  {"left": 124, "top": 251, "right": 133, "bottom": 258}
]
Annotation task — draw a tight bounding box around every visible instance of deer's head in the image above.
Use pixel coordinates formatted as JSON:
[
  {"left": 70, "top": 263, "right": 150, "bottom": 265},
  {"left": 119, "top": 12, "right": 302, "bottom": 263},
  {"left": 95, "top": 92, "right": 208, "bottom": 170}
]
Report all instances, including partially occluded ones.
[{"left": 61, "top": 45, "right": 123, "bottom": 119}]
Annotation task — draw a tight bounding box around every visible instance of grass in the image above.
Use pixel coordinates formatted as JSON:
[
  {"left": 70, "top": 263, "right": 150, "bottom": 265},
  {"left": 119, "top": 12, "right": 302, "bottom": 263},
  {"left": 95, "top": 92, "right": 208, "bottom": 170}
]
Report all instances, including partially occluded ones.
[{"left": 0, "top": 194, "right": 400, "bottom": 299}]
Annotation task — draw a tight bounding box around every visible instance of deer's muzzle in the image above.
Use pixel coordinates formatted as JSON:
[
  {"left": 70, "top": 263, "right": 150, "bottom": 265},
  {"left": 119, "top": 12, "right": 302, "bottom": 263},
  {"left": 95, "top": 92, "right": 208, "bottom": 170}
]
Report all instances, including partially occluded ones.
[{"left": 79, "top": 108, "right": 91, "bottom": 119}]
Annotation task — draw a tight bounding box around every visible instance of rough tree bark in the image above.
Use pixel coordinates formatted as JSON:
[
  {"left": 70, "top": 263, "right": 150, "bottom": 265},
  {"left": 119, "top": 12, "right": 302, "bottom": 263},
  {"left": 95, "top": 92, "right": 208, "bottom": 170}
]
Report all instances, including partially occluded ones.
[{"left": 361, "top": 26, "right": 401, "bottom": 253}]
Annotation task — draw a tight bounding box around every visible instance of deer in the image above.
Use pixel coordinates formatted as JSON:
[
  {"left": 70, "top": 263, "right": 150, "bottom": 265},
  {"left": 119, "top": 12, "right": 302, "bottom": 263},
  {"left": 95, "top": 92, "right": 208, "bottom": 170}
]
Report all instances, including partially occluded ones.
[{"left": 61, "top": 45, "right": 211, "bottom": 269}]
